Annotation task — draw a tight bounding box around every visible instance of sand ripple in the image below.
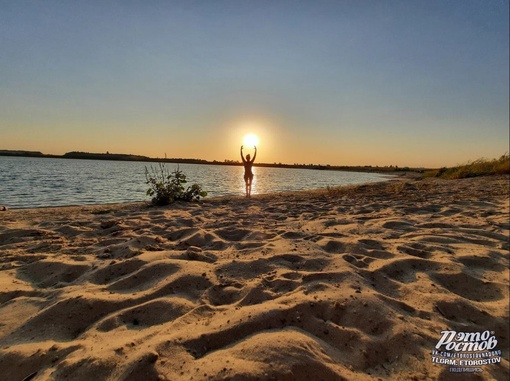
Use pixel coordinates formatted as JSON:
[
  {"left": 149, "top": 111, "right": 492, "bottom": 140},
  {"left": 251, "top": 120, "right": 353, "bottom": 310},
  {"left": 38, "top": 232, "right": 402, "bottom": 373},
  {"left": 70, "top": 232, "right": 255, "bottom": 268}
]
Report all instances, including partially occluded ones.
[{"left": 0, "top": 176, "right": 508, "bottom": 380}]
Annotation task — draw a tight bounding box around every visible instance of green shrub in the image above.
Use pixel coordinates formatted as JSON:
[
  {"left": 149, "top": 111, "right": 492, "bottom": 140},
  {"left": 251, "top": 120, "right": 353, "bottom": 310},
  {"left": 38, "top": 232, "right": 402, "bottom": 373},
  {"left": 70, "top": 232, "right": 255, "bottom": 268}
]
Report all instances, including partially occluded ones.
[
  {"left": 425, "top": 154, "right": 510, "bottom": 179},
  {"left": 145, "top": 164, "right": 207, "bottom": 206}
]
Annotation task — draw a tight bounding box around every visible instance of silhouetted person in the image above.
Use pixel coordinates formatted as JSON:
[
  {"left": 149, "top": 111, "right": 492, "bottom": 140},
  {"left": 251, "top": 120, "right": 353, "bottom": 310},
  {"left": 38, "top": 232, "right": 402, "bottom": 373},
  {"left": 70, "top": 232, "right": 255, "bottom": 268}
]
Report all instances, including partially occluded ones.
[{"left": 241, "top": 145, "right": 257, "bottom": 197}]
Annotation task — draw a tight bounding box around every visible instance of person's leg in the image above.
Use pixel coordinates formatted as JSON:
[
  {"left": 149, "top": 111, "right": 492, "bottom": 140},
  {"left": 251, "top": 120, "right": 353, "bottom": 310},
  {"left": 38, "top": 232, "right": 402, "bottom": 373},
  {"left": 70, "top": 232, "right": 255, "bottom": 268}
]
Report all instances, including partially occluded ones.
[
  {"left": 249, "top": 176, "right": 253, "bottom": 197},
  {"left": 247, "top": 176, "right": 253, "bottom": 197}
]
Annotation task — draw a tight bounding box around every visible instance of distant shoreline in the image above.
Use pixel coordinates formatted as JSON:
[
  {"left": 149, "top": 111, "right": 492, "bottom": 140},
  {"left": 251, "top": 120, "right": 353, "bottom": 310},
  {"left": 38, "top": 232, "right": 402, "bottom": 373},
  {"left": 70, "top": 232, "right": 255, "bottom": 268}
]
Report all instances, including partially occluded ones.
[{"left": 0, "top": 149, "right": 424, "bottom": 174}]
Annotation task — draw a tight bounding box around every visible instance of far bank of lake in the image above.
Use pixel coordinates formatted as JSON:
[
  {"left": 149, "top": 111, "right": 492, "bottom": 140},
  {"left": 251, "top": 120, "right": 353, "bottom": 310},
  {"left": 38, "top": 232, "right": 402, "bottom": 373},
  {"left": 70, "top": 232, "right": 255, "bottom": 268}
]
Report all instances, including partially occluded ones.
[{"left": 0, "top": 150, "right": 419, "bottom": 173}]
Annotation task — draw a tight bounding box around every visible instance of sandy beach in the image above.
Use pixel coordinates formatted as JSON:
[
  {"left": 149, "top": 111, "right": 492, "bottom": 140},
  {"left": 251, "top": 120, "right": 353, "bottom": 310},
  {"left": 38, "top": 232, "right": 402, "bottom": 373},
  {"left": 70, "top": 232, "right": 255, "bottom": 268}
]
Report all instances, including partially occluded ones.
[{"left": 0, "top": 175, "right": 508, "bottom": 381}]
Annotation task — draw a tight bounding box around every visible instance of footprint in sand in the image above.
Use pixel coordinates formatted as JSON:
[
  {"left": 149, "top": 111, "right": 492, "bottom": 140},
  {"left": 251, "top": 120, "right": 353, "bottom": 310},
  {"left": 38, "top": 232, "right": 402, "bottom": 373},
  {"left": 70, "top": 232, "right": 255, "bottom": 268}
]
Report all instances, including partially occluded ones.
[
  {"left": 90, "top": 258, "right": 145, "bottom": 284},
  {"left": 106, "top": 262, "right": 181, "bottom": 292},
  {"left": 318, "top": 239, "right": 347, "bottom": 254},
  {"left": 18, "top": 260, "right": 90, "bottom": 288},
  {"left": 397, "top": 244, "right": 432, "bottom": 259},
  {"left": 430, "top": 272, "right": 505, "bottom": 302},
  {"left": 342, "top": 254, "right": 374, "bottom": 268},
  {"left": 96, "top": 298, "right": 194, "bottom": 331}
]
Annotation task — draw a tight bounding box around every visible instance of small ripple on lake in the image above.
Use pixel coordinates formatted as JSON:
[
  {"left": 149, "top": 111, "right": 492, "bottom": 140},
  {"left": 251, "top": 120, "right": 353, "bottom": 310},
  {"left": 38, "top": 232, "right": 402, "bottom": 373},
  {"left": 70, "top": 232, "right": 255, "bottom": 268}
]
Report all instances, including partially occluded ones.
[{"left": 0, "top": 157, "right": 391, "bottom": 208}]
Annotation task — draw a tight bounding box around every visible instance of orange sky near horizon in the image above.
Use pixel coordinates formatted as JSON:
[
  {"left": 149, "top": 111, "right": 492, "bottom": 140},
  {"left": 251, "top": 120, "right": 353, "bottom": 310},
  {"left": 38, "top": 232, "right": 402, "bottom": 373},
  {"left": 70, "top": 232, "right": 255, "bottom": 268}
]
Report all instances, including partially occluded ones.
[
  {"left": 1, "top": 1, "right": 508, "bottom": 169},
  {"left": 3, "top": 112, "right": 504, "bottom": 168}
]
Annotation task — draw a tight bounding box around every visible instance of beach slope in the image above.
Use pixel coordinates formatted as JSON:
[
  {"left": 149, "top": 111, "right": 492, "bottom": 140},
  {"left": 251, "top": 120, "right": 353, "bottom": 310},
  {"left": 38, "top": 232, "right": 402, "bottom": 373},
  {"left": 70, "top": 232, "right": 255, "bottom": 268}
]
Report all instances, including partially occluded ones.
[{"left": 0, "top": 176, "right": 508, "bottom": 380}]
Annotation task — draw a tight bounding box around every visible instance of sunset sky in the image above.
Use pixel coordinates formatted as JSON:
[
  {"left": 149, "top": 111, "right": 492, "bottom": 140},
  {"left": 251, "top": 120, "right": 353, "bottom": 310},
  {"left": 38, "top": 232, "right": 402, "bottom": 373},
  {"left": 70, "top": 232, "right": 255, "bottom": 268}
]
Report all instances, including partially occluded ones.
[{"left": 1, "top": 0, "right": 508, "bottom": 168}]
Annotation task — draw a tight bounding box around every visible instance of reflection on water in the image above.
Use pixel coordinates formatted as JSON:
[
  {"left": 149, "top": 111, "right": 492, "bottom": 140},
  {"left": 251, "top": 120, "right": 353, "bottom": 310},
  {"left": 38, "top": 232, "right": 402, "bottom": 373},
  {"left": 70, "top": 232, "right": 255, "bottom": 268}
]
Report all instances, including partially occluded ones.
[
  {"left": 250, "top": 167, "right": 257, "bottom": 196},
  {"left": 0, "top": 156, "right": 391, "bottom": 208}
]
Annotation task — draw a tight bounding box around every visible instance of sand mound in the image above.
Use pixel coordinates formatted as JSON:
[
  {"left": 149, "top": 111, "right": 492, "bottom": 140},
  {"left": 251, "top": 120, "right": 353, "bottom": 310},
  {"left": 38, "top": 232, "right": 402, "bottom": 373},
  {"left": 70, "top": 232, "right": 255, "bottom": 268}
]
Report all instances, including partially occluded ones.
[{"left": 0, "top": 176, "right": 508, "bottom": 380}]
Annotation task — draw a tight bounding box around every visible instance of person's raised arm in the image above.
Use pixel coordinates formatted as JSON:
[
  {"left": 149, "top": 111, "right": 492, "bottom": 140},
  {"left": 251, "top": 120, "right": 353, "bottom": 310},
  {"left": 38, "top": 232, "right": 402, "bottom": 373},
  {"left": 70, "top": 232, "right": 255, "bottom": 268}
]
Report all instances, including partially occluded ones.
[
  {"left": 240, "top": 145, "right": 246, "bottom": 163},
  {"left": 252, "top": 146, "right": 257, "bottom": 162}
]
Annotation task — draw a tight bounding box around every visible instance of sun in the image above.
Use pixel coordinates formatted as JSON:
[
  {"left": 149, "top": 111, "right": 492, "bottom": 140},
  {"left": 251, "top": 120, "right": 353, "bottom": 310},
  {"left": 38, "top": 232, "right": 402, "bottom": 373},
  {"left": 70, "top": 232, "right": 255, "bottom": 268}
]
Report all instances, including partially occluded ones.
[{"left": 243, "top": 133, "right": 259, "bottom": 147}]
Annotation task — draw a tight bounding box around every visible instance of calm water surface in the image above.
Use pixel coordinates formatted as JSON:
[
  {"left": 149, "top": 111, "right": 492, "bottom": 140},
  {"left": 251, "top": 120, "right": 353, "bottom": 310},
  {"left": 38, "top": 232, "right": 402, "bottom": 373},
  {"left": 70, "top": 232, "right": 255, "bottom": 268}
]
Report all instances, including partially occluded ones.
[{"left": 0, "top": 156, "right": 391, "bottom": 209}]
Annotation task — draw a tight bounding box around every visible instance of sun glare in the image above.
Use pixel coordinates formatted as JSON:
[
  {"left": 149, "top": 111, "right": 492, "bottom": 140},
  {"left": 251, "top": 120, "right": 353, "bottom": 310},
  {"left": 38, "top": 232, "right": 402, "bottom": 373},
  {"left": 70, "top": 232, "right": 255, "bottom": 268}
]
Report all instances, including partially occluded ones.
[{"left": 243, "top": 133, "right": 259, "bottom": 147}]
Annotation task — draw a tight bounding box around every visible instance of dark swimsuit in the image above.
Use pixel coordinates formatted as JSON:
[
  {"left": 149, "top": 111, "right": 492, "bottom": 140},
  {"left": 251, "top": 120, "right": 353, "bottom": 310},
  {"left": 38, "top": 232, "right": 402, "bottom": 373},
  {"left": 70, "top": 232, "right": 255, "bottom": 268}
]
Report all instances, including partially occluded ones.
[{"left": 244, "top": 162, "right": 253, "bottom": 181}]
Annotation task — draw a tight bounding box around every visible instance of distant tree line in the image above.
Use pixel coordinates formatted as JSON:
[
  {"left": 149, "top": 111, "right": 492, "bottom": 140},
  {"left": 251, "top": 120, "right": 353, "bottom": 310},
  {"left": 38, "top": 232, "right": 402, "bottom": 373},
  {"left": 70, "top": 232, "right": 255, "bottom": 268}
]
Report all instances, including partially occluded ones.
[
  {"left": 0, "top": 150, "right": 44, "bottom": 157},
  {"left": 0, "top": 150, "right": 426, "bottom": 173}
]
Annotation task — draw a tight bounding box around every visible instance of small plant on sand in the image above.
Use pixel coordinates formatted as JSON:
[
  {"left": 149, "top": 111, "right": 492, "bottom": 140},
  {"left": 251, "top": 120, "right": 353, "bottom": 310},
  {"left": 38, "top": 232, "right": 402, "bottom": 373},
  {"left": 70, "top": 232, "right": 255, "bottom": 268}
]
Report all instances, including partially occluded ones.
[
  {"left": 145, "top": 163, "right": 207, "bottom": 206},
  {"left": 326, "top": 185, "right": 342, "bottom": 197}
]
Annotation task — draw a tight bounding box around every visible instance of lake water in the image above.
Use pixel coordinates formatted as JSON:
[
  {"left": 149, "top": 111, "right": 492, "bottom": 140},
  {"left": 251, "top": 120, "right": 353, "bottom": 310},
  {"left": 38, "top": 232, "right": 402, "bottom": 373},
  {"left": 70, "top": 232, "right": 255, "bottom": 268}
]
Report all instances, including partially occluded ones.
[{"left": 0, "top": 156, "right": 391, "bottom": 209}]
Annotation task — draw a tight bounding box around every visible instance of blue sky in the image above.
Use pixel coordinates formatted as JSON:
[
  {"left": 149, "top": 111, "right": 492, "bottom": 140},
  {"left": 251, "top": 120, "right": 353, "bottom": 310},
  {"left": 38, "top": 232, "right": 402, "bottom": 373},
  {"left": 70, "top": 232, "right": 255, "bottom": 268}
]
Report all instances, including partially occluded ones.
[{"left": 1, "top": 0, "right": 508, "bottom": 167}]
